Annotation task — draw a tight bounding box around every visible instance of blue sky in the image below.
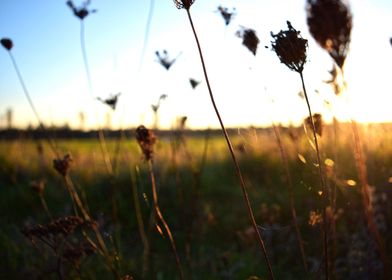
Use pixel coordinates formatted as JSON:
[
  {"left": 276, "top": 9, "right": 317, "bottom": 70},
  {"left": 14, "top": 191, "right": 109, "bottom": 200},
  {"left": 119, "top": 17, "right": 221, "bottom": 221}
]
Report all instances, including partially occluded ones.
[{"left": 1, "top": 0, "right": 391, "bottom": 129}]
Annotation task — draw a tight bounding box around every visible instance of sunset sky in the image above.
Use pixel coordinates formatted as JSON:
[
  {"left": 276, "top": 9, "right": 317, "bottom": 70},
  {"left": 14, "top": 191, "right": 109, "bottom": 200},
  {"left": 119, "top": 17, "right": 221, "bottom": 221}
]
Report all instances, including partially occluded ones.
[{"left": 0, "top": 0, "right": 391, "bottom": 130}]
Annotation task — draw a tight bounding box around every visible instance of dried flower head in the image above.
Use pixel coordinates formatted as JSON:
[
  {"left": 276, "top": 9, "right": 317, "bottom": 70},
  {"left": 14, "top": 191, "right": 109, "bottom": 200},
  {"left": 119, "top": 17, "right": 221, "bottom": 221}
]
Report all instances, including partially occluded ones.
[
  {"left": 151, "top": 94, "right": 168, "bottom": 113},
  {"left": 155, "top": 50, "right": 179, "bottom": 70},
  {"left": 236, "top": 27, "right": 260, "bottom": 56},
  {"left": 271, "top": 21, "right": 308, "bottom": 73},
  {"left": 97, "top": 92, "right": 121, "bottom": 110},
  {"left": 173, "top": 0, "right": 195, "bottom": 10},
  {"left": 136, "top": 125, "right": 156, "bottom": 160},
  {"left": 22, "top": 216, "right": 84, "bottom": 240},
  {"left": 30, "top": 179, "right": 46, "bottom": 195},
  {"left": 66, "top": 0, "right": 97, "bottom": 20},
  {"left": 217, "top": 6, "right": 236, "bottom": 26},
  {"left": 53, "top": 154, "right": 73, "bottom": 176},
  {"left": 306, "top": 0, "right": 352, "bottom": 69},
  {"left": 189, "top": 78, "right": 200, "bottom": 89},
  {"left": 305, "top": 113, "right": 323, "bottom": 136},
  {"left": 1, "top": 38, "right": 13, "bottom": 51}
]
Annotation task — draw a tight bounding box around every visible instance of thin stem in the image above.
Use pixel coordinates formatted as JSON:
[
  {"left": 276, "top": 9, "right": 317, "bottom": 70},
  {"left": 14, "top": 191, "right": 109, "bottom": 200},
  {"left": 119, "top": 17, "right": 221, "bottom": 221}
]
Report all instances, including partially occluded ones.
[
  {"left": 39, "top": 194, "right": 52, "bottom": 220},
  {"left": 147, "top": 160, "right": 184, "bottom": 280},
  {"left": 131, "top": 165, "right": 150, "bottom": 279},
  {"left": 271, "top": 123, "right": 307, "bottom": 272},
  {"left": 80, "top": 20, "right": 113, "bottom": 175},
  {"left": 186, "top": 9, "right": 274, "bottom": 280},
  {"left": 7, "top": 51, "right": 59, "bottom": 158},
  {"left": 138, "top": 0, "right": 155, "bottom": 72},
  {"left": 299, "top": 72, "right": 328, "bottom": 279}
]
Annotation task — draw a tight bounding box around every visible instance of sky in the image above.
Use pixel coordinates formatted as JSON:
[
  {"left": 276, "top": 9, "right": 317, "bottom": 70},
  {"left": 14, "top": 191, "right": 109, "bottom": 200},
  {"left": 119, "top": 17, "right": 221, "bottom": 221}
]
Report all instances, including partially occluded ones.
[{"left": 0, "top": 0, "right": 391, "bottom": 130}]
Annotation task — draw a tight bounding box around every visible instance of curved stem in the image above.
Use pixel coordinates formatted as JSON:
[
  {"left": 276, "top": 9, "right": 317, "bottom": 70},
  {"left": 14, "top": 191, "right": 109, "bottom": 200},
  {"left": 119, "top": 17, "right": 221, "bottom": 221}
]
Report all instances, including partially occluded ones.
[
  {"left": 186, "top": 9, "right": 274, "bottom": 280},
  {"left": 148, "top": 160, "right": 184, "bottom": 280},
  {"left": 8, "top": 51, "right": 59, "bottom": 158},
  {"left": 299, "top": 72, "right": 328, "bottom": 279}
]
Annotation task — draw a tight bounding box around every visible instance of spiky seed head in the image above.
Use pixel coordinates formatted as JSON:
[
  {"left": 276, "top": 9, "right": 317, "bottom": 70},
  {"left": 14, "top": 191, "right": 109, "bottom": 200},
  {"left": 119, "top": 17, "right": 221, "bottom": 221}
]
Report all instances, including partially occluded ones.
[
  {"left": 306, "top": 0, "right": 352, "bottom": 69},
  {"left": 53, "top": 154, "right": 73, "bottom": 177},
  {"left": 135, "top": 125, "right": 156, "bottom": 161},
  {"left": 271, "top": 21, "right": 308, "bottom": 73},
  {"left": 236, "top": 27, "right": 259, "bottom": 56},
  {"left": 173, "top": 0, "right": 195, "bottom": 10},
  {"left": 1, "top": 38, "right": 13, "bottom": 51}
]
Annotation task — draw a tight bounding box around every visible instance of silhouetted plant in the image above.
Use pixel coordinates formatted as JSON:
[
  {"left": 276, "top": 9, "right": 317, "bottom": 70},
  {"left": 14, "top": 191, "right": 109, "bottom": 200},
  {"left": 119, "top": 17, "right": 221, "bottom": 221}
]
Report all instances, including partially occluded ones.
[
  {"left": 236, "top": 27, "right": 260, "bottom": 56},
  {"left": 151, "top": 94, "right": 168, "bottom": 129},
  {"left": 135, "top": 125, "right": 184, "bottom": 279},
  {"left": 271, "top": 21, "right": 329, "bottom": 279},
  {"left": 305, "top": 113, "right": 323, "bottom": 137},
  {"left": 173, "top": 1, "right": 274, "bottom": 279},
  {"left": 66, "top": 0, "right": 97, "bottom": 20},
  {"left": 97, "top": 93, "right": 121, "bottom": 110},
  {"left": 155, "top": 50, "right": 180, "bottom": 70},
  {"left": 189, "top": 78, "right": 200, "bottom": 89},
  {"left": 216, "top": 5, "right": 236, "bottom": 26},
  {"left": 306, "top": 0, "right": 352, "bottom": 70}
]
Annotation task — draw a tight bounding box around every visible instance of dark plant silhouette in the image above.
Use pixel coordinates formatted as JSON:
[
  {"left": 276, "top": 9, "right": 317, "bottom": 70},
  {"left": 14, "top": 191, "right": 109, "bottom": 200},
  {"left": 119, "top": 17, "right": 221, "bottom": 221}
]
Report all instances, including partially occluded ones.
[
  {"left": 66, "top": 0, "right": 97, "bottom": 20},
  {"left": 173, "top": 1, "right": 274, "bottom": 279},
  {"left": 155, "top": 50, "right": 180, "bottom": 70},
  {"left": 271, "top": 21, "right": 328, "bottom": 279},
  {"left": 216, "top": 5, "right": 236, "bottom": 26},
  {"left": 135, "top": 125, "right": 184, "bottom": 279},
  {"left": 189, "top": 78, "right": 200, "bottom": 89},
  {"left": 151, "top": 94, "right": 168, "bottom": 129},
  {"left": 305, "top": 113, "right": 323, "bottom": 137},
  {"left": 97, "top": 93, "right": 121, "bottom": 110},
  {"left": 306, "top": 0, "right": 352, "bottom": 70},
  {"left": 236, "top": 27, "right": 260, "bottom": 56}
]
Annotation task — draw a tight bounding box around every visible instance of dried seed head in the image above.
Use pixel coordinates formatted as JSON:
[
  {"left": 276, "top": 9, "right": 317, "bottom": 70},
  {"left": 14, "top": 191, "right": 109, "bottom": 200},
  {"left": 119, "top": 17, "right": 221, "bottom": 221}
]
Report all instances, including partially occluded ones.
[
  {"left": 236, "top": 27, "right": 260, "bottom": 56},
  {"left": 66, "top": 0, "right": 97, "bottom": 20},
  {"left": 305, "top": 113, "right": 323, "bottom": 136},
  {"left": 97, "top": 92, "right": 121, "bottom": 110},
  {"left": 306, "top": 0, "right": 352, "bottom": 69},
  {"left": 30, "top": 179, "right": 46, "bottom": 195},
  {"left": 135, "top": 125, "right": 156, "bottom": 160},
  {"left": 217, "top": 6, "right": 236, "bottom": 26},
  {"left": 271, "top": 21, "right": 308, "bottom": 73},
  {"left": 1, "top": 38, "right": 13, "bottom": 51},
  {"left": 155, "top": 50, "right": 178, "bottom": 70},
  {"left": 173, "top": 0, "right": 195, "bottom": 10},
  {"left": 189, "top": 78, "right": 200, "bottom": 89},
  {"left": 53, "top": 154, "right": 73, "bottom": 176},
  {"left": 22, "top": 216, "right": 84, "bottom": 239}
]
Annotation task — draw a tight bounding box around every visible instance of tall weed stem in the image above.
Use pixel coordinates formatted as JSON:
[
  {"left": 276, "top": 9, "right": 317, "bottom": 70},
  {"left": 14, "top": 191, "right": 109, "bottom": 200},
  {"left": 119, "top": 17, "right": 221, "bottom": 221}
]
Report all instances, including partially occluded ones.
[
  {"left": 186, "top": 9, "right": 274, "bottom": 279},
  {"left": 299, "top": 72, "right": 328, "bottom": 278}
]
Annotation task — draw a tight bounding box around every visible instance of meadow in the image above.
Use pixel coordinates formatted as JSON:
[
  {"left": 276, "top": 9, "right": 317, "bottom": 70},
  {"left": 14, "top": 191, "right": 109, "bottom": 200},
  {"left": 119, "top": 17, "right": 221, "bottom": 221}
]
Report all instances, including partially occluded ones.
[{"left": 0, "top": 123, "right": 391, "bottom": 279}]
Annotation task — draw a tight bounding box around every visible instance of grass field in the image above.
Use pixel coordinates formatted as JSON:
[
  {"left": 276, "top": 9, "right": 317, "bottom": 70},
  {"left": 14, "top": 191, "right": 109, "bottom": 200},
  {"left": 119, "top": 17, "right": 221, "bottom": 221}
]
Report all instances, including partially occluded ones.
[{"left": 0, "top": 123, "right": 391, "bottom": 279}]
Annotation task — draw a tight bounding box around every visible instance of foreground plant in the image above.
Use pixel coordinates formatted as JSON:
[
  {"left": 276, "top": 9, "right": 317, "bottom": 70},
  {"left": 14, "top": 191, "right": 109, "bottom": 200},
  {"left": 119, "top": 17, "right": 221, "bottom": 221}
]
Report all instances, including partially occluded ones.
[
  {"left": 307, "top": 1, "right": 389, "bottom": 278},
  {"left": 173, "top": 1, "right": 274, "bottom": 278},
  {"left": 136, "top": 125, "right": 184, "bottom": 279},
  {"left": 271, "top": 21, "right": 328, "bottom": 278}
]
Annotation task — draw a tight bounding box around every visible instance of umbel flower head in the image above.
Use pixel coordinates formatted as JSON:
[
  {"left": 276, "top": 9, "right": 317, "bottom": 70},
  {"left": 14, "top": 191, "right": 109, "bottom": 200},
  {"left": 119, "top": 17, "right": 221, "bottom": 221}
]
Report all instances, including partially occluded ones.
[
  {"left": 217, "top": 6, "right": 236, "bottom": 26},
  {"left": 97, "top": 92, "right": 121, "bottom": 110},
  {"left": 306, "top": 0, "right": 352, "bottom": 70},
  {"left": 271, "top": 21, "right": 308, "bottom": 73},
  {"left": 66, "top": 0, "right": 97, "bottom": 20},
  {"left": 236, "top": 27, "right": 260, "bottom": 56},
  {"left": 173, "top": 0, "right": 195, "bottom": 10},
  {"left": 1, "top": 38, "right": 13, "bottom": 51},
  {"left": 136, "top": 125, "right": 156, "bottom": 161}
]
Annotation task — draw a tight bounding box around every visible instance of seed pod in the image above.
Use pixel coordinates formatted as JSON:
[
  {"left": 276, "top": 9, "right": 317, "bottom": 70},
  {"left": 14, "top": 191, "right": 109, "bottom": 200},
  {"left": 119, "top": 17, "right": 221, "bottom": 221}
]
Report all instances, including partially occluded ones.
[{"left": 1, "top": 38, "right": 13, "bottom": 51}]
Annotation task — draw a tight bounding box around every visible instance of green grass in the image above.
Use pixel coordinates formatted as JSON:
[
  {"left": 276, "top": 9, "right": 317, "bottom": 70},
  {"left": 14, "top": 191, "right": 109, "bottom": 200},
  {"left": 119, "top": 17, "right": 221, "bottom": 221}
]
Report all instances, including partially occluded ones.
[{"left": 0, "top": 124, "right": 391, "bottom": 279}]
